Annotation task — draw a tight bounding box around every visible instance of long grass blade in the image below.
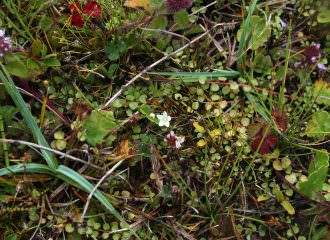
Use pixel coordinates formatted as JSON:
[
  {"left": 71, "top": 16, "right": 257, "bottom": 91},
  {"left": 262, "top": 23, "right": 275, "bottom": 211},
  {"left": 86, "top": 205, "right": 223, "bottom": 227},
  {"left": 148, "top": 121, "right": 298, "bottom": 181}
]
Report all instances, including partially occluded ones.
[
  {"left": 0, "top": 63, "right": 58, "bottom": 169},
  {"left": 0, "top": 163, "right": 56, "bottom": 176},
  {"left": 237, "top": 0, "right": 258, "bottom": 65},
  {"left": 149, "top": 70, "right": 241, "bottom": 83},
  {"left": 148, "top": 70, "right": 240, "bottom": 78}
]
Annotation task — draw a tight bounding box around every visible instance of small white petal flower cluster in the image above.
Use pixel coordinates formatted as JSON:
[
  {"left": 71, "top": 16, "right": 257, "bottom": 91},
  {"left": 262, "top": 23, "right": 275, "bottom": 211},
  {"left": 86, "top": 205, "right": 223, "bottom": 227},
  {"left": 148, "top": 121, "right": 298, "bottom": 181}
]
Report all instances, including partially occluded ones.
[
  {"left": 0, "top": 29, "right": 12, "bottom": 57},
  {"left": 149, "top": 111, "right": 185, "bottom": 148}
]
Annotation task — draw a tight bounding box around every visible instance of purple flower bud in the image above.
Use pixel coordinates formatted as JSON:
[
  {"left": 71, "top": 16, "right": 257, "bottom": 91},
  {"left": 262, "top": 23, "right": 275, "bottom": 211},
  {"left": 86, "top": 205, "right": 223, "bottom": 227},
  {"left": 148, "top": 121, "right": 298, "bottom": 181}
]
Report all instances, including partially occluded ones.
[
  {"left": 317, "top": 63, "right": 327, "bottom": 71},
  {"left": 166, "top": 0, "right": 193, "bottom": 14},
  {"left": 0, "top": 29, "right": 12, "bottom": 57},
  {"left": 279, "top": 18, "right": 287, "bottom": 28}
]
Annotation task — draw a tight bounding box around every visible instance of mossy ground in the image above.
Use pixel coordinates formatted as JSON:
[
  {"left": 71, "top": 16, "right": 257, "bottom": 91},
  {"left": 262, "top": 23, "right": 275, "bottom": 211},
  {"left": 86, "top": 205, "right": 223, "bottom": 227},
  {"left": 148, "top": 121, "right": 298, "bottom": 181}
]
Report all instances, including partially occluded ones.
[{"left": 0, "top": 0, "right": 329, "bottom": 239}]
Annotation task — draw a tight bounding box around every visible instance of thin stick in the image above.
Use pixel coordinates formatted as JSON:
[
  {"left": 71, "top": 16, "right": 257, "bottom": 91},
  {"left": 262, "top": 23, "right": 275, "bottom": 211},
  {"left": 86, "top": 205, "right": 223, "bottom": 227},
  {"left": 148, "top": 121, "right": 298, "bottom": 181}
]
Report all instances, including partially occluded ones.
[
  {"left": 29, "top": 196, "right": 45, "bottom": 240},
  {"left": 0, "top": 139, "right": 103, "bottom": 171},
  {"left": 80, "top": 160, "right": 124, "bottom": 220}
]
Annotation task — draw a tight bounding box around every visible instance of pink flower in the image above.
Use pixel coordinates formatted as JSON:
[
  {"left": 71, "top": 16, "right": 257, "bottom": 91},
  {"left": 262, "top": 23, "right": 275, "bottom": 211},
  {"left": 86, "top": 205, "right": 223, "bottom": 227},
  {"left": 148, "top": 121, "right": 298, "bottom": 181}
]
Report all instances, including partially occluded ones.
[
  {"left": 166, "top": 0, "right": 193, "bottom": 14},
  {"left": 165, "top": 131, "right": 185, "bottom": 149},
  {"left": 0, "top": 29, "right": 12, "bottom": 57}
]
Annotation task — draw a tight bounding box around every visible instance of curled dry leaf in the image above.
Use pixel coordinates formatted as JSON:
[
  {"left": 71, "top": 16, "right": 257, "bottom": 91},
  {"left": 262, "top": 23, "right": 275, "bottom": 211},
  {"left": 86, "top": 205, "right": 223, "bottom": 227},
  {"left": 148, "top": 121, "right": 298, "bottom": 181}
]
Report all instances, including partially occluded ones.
[{"left": 124, "top": 0, "right": 154, "bottom": 14}]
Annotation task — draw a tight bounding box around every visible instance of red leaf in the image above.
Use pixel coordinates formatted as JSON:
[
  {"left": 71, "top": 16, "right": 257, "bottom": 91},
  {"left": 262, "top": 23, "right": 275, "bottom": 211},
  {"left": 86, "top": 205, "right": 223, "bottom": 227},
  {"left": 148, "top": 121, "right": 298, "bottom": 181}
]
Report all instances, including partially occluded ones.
[
  {"left": 71, "top": 12, "right": 84, "bottom": 27},
  {"left": 251, "top": 134, "right": 278, "bottom": 154},
  {"left": 273, "top": 106, "right": 288, "bottom": 132},
  {"left": 68, "top": 3, "right": 80, "bottom": 13},
  {"left": 83, "top": 1, "right": 101, "bottom": 18}
]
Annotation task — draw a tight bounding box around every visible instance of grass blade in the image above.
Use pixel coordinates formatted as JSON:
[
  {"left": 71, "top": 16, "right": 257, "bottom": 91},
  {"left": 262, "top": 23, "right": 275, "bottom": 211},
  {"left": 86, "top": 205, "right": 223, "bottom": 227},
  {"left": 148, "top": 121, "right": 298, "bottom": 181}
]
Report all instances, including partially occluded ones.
[
  {"left": 149, "top": 70, "right": 241, "bottom": 83},
  {"left": 237, "top": 0, "right": 258, "bottom": 65},
  {"left": 148, "top": 70, "right": 241, "bottom": 78},
  {"left": 0, "top": 63, "right": 58, "bottom": 169},
  {"left": 0, "top": 163, "right": 56, "bottom": 176},
  {"left": 245, "top": 92, "right": 270, "bottom": 122}
]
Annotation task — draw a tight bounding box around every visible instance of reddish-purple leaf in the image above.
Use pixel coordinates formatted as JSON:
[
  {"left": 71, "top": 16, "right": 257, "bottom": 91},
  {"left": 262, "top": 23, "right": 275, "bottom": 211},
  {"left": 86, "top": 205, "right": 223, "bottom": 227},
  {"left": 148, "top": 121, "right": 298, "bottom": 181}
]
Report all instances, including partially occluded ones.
[
  {"left": 273, "top": 107, "right": 288, "bottom": 132},
  {"left": 68, "top": 3, "right": 80, "bottom": 13},
  {"left": 252, "top": 134, "right": 278, "bottom": 154}
]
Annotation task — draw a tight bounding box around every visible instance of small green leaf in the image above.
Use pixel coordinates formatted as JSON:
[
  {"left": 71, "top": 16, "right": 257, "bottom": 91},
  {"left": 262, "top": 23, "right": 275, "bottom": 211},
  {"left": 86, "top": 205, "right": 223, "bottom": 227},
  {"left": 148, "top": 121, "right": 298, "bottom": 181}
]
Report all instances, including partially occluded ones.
[
  {"left": 82, "top": 110, "right": 117, "bottom": 146},
  {"left": 4, "top": 55, "right": 30, "bottom": 78},
  {"left": 304, "top": 111, "right": 330, "bottom": 138},
  {"left": 317, "top": 10, "right": 330, "bottom": 23},
  {"left": 54, "top": 131, "right": 65, "bottom": 140},
  {"left": 174, "top": 10, "right": 190, "bottom": 30},
  {"left": 31, "top": 39, "right": 43, "bottom": 57},
  {"left": 150, "top": 15, "right": 168, "bottom": 30},
  {"left": 103, "top": 223, "right": 110, "bottom": 230},
  {"left": 107, "top": 64, "right": 119, "bottom": 77},
  {"left": 39, "top": 16, "right": 53, "bottom": 31},
  {"left": 93, "top": 222, "right": 101, "bottom": 230},
  {"left": 55, "top": 139, "right": 67, "bottom": 150},
  {"left": 281, "top": 200, "right": 295, "bottom": 215},
  {"left": 298, "top": 150, "right": 329, "bottom": 199},
  {"left": 313, "top": 80, "right": 330, "bottom": 106},
  {"left": 129, "top": 102, "right": 139, "bottom": 110},
  {"left": 237, "top": 15, "right": 271, "bottom": 50},
  {"left": 273, "top": 160, "right": 283, "bottom": 171},
  {"left": 273, "top": 185, "right": 285, "bottom": 202},
  {"left": 257, "top": 194, "right": 270, "bottom": 202},
  {"left": 312, "top": 226, "right": 328, "bottom": 240},
  {"left": 42, "top": 56, "right": 61, "bottom": 67},
  {"left": 0, "top": 105, "right": 18, "bottom": 123},
  {"left": 5, "top": 234, "right": 17, "bottom": 240},
  {"left": 65, "top": 223, "right": 75, "bottom": 233}
]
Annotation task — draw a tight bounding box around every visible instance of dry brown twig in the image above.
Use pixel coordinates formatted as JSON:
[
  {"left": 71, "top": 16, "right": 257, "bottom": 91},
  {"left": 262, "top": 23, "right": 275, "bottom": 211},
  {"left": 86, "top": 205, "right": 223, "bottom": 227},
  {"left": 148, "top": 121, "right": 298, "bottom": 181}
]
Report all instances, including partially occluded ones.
[{"left": 80, "top": 160, "right": 124, "bottom": 220}]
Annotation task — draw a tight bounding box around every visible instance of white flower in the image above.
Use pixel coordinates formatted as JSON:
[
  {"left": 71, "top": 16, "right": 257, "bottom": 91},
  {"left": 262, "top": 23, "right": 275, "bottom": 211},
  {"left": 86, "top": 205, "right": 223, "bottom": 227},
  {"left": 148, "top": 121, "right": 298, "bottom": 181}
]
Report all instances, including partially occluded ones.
[
  {"left": 149, "top": 113, "right": 155, "bottom": 118},
  {"left": 175, "top": 136, "right": 185, "bottom": 148},
  {"left": 157, "top": 111, "right": 171, "bottom": 127}
]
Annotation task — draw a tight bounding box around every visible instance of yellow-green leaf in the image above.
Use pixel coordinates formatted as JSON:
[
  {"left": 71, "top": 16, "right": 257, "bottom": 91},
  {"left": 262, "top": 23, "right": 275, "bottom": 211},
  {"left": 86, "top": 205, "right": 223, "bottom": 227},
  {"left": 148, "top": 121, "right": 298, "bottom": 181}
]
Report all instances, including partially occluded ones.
[
  {"left": 209, "top": 129, "right": 221, "bottom": 138},
  {"left": 257, "top": 194, "right": 270, "bottom": 202},
  {"left": 281, "top": 200, "right": 295, "bottom": 215},
  {"left": 193, "top": 122, "right": 205, "bottom": 133},
  {"left": 197, "top": 139, "right": 206, "bottom": 147}
]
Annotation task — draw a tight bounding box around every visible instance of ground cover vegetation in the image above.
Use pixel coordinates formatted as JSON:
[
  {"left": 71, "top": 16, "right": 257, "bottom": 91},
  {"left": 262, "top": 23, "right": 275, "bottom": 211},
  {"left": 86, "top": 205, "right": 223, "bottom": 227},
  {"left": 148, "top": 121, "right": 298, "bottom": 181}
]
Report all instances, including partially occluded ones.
[{"left": 0, "top": 0, "right": 329, "bottom": 239}]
